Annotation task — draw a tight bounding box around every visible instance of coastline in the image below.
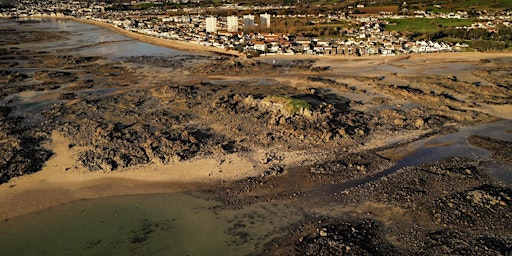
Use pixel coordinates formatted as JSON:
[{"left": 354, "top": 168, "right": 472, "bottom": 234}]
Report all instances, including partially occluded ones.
[
  {"left": 257, "top": 51, "right": 512, "bottom": 62},
  {"left": 6, "top": 16, "right": 245, "bottom": 58},
  {"left": 70, "top": 18, "right": 249, "bottom": 58},
  {"left": 2, "top": 16, "right": 512, "bottom": 221},
  {"left": 4, "top": 16, "right": 512, "bottom": 61}
]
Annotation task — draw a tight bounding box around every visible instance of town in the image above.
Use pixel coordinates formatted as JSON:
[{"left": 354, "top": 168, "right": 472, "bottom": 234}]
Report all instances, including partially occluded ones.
[{"left": 1, "top": 0, "right": 511, "bottom": 57}]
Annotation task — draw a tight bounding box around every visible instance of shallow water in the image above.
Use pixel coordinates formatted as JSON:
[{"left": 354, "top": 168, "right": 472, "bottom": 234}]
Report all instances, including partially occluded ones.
[
  {"left": 394, "top": 119, "right": 512, "bottom": 165},
  {"left": 0, "top": 192, "right": 303, "bottom": 256},
  {"left": 0, "top": 19, "right": 191, "bottom": 60}
]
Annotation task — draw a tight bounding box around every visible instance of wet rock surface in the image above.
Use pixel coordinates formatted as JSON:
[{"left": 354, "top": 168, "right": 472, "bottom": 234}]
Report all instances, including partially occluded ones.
[
  {"left": 468, "top": 135, "right": 512, "bottom": 165},
  {"left": 263, "top": 217, "right": 400, "bottom": 256},
  {"left": 0, "top": 106, "right": 53, "bottom": 183}
]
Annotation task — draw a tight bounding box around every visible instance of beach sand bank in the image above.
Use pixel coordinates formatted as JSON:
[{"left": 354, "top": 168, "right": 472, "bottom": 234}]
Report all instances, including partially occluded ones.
[{"left": 0, "top": 132, "right": 263, "bottom": 220}]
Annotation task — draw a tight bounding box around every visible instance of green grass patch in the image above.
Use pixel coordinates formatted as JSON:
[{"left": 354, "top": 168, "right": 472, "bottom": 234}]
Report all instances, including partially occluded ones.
[
  {"left": 264, "top": 95, "right": 313, "bottom": 114},
  {"left": 384, "top": 18, "right": 474, "bottom": 33}
]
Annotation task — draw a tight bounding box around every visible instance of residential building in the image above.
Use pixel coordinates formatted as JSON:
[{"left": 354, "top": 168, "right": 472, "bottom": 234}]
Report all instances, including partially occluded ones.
[
  {"left": 206, "top": 16, "right": 217, "bottom": 33},
  {"left": 243, "top": 14, "right": 255, "bottom": 29},
  {"left": 227, "top": 15, "right": 238, "bottom": 32},
  {"left": 260, "top": 13, "right": 271, "bottom": 28}
]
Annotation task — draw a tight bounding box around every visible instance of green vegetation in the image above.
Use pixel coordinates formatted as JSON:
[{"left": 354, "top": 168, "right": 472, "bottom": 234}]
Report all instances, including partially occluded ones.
[
  {"left": 384, "top": 18, "right": 474, "bottom": 33},
  {"left": 450, "top": 0, "right": 512, "bottom": 8},
  {"left": 357, "top": 0, "right": 512, "bottom": 9},
  {"left": 430, "top": 27, "right": 512, "bottom": 51},
  {"left": 425, "top": 7, "right": 452, "bottom": 13},
  {"left": 264, "top": 96, "right": 313, "bottom": 114}
]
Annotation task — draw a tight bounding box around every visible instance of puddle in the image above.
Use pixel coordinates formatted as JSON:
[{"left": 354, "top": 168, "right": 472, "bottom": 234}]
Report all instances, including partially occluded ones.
[{"left": 380, "top": 120, "right": 512, "bottom": 179}]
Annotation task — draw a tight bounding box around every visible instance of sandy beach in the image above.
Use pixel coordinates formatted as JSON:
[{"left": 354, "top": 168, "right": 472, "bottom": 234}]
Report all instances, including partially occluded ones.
[{"left": 0, "top": 132, "right": 263, "bottom": 220}]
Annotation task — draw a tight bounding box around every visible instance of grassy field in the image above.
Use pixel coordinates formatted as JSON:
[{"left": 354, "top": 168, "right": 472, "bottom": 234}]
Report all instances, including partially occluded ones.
[
  {"left": 451, "top": 0, "right": 512, "bottom": 9},
  {"left": 384, "top": 18, "right": 474, "bottom": 33}
]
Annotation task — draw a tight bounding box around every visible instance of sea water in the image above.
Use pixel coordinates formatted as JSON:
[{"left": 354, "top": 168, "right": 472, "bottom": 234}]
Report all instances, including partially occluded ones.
[{"left": 0, "top": 192, "right": 304, "bottom": 256}]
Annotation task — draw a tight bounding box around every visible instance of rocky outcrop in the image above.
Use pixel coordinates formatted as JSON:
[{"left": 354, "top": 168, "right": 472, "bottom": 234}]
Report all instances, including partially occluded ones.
[
  {"left": 0, "top": 106, "right": 53, "bottom": 183},
  {"left": 212, "top": 93, "right": 369, "bottom": 146},
  {"left": 262, "top": 217, "right": 401, "bottom": 256},
  {"left": 53, "top": 92, "right": 233, "bottom": 171}
]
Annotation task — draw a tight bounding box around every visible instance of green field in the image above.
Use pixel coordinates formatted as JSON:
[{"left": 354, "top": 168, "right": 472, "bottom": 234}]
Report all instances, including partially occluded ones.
[
  {"left": 384, "top": 18, "right": 474, "bottom": 33},
  {"left": 451, "top": 0, "right": 512, "bottom": 8}
]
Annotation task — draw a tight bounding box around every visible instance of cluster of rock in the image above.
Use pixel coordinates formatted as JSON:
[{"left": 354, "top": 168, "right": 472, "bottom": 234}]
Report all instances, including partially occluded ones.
[
  {"left": 263, "top": 217, "right": 399, "bottom": 255},
  {"left": 192, "top": 58, "right": 324, "bottom": 75},
  {"left": 212, "top": 93, "right": 369, "bottom": 147},
  {"left": 122, "top": 55, "right": 212, "bottom": 69},
  {"left": 369, "top": 107, "right": 448, "bottom": 131},
  {"left": 52, "top": 92, "right": 231, "bottom": 171},
  {"left": 335, "top": 156, "right": 512, "bottom": 254},
  {"left": 0, "top": 106, "right": 53, "bottom": 183},
  {"left": 432, "top": 184, "right": 511, "bottom": 231}
]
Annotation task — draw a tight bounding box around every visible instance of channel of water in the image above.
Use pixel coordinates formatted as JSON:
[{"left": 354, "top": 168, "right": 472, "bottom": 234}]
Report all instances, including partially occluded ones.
[{"left": 318, "top": 119, "right": 512, "bottom": 195}]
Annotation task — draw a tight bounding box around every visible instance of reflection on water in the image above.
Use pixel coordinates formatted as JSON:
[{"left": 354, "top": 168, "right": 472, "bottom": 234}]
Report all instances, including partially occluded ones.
[
  {"left": 392, "top": 119, "right": 512, "bottom": 167},
  {"left": 0, "top": 19, "right": 191, "bottom": 60},
  {"left": 319, "top": 120, "right": 512, "bottom": 195},
  {"left": 382, "top": 119, "right": 512, "bottom": 183}
]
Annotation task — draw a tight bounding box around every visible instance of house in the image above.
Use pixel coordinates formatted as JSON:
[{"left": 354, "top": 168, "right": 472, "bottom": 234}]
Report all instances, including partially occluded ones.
[
  {"left": 295, "top": 37, "right": 312, "bottom": 48},
  {"left": 253, "top": 41, "right": 267, "bottom": 52},
  {"left": 316, "top": 39, "right": 331, "bottom": 47}
]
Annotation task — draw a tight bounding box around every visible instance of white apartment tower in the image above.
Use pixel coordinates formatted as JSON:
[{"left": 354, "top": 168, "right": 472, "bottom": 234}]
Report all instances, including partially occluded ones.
[
  {"left": 206, "top": 16, "right": 217, "bottom": 33},
  {"left": 227, "top": 16, "right": 238, "bottom": 32},
  {"left": 260, "top": 13, "right": 271, "bottom": 28},
  {"left": 243, "top": 14, "right": 255, "bottom": 29}
]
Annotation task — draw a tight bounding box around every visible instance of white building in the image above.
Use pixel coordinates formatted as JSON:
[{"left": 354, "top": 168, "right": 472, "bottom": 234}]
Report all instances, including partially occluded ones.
[
  {"left": 227, "top": 16, "right": 238, "bottom": 32},
  {"left": 243, "top": 14, "right": 255, "bottom": 29},
  {"left": 206, "top": 16, "right": 217, "bottom": 33},
  {"left": 260, "top": 13, "right": 271, "bottom": 28}
]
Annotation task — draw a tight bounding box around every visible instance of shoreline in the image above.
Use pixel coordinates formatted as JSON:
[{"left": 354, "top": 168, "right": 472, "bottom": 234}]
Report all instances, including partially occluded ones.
[
  {"left": 0, "top": 132, "right": 264, "bottom": 220},
  {"left": 4, "top": 16, "right": 512, "bottom": 61},
  {"left": 67, "top": 17, "right": 246, "bottom": 58},
  {"left": 257, "top": 51, "right": 512, "bottom": 62},
  {"left": 6, "top": 16, "right": 245, "bottom": 58}
]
